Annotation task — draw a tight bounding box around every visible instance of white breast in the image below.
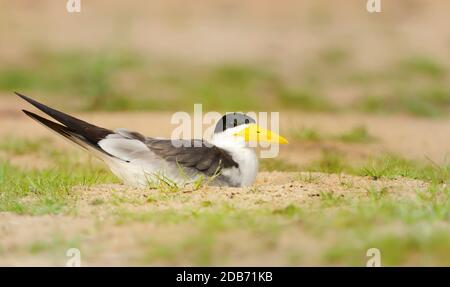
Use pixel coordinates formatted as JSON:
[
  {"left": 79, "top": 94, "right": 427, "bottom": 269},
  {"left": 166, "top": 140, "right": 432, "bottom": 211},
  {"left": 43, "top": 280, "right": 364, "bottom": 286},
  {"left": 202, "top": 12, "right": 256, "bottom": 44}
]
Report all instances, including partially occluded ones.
[
  {"left": 211, "top": 137, "right": 258, "bottom": 187},
  {"left": 231, "top": 147, "right": 258, "bottom": 186}
]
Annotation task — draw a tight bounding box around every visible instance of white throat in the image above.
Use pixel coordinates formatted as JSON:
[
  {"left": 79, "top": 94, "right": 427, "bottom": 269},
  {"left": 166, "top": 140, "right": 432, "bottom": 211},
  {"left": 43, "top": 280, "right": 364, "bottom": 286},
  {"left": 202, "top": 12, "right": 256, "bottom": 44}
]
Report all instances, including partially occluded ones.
[{"left": 211, "top": 126, "right": 258, "bottom": 187}]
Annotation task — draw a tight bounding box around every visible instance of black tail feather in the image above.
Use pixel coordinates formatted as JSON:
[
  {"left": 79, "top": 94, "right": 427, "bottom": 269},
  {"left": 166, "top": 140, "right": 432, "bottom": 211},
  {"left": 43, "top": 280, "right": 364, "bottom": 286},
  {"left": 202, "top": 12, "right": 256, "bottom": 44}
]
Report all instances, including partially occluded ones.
[
  {"left": 16, "top": 92, "right": 112, "bottom": 146},
  {"left": 22, "top": 110, "right": 91, "bottom": 151}
]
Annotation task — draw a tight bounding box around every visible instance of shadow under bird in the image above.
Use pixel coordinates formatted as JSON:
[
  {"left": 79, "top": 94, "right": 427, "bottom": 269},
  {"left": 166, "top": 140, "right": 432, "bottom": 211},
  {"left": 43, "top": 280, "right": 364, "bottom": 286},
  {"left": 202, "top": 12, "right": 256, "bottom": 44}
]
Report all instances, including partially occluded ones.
[{"left": 17, "top": 93, "right": 288, "bottom": 187}]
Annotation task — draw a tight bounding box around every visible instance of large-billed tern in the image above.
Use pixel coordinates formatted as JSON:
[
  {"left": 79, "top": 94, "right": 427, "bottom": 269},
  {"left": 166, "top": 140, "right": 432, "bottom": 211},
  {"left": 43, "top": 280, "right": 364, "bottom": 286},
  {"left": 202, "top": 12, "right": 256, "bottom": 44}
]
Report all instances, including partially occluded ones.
[{"left": 17, "top": 93, "right": 288, "bottom": 187}]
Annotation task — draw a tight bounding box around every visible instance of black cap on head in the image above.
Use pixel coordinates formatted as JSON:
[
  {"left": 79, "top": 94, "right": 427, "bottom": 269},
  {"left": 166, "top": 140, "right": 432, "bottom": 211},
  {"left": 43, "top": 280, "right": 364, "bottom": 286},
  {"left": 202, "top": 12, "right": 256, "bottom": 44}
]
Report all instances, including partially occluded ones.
[{"left": 214, "top": 113, "right": 256, "bottom": 134}]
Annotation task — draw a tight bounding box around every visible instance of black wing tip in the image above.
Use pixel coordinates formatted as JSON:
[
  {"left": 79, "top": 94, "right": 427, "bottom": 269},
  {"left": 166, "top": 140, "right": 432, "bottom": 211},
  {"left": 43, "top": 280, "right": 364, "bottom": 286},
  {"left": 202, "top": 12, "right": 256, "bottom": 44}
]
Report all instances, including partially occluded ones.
[
  {"left": 15, "top": 91, "right": 27, "bottom": 99},
  {"left": 21, "top": 109, "right": 53, "bottom": 125},
  {"left": 21, "top": 109, "right": 65, "bottom": 132},
  {"left": 16, "top": 92, "right": 40, "bottom": 106},
  {"left": 16, "top": 92, "right": 39, "bottom": 107},
  {"left": 21, "top": 109, "right": 37, "bottom": 118},
  {"left": 19, "top": 93, "right": 113, "bottom": 147}
]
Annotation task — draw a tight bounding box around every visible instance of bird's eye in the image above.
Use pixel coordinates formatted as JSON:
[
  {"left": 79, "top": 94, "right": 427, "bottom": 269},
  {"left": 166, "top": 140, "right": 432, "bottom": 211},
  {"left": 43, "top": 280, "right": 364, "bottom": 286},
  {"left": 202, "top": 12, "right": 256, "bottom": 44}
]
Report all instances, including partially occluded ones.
[
  {"left": 233, "top": 119, "right": 238, "bottom": 127},
  {"left": 245, "top": 119, "right": 249, "bottom": 124}
]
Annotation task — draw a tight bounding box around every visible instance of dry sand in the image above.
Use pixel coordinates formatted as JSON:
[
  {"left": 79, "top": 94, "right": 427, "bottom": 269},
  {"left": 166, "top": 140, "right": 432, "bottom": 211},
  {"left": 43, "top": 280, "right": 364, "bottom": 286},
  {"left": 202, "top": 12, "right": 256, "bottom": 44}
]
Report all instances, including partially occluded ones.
[{"left": 0, "top": 172, "right": 429, "bottom": 266}]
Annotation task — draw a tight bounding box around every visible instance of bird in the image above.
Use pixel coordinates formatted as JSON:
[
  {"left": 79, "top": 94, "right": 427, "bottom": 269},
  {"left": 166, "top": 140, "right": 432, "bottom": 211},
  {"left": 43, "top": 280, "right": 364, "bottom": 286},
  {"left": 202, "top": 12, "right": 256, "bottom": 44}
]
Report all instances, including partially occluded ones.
[{"left": 16, "top": 92, "right": 288, "bottom": 188}]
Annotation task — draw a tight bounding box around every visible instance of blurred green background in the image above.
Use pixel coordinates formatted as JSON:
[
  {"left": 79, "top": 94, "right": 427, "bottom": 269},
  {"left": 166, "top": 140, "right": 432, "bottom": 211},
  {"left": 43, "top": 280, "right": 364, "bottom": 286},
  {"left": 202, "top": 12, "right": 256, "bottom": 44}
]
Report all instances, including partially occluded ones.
[{"left": 0, "top": 0, "right": 449, "bottom": 116}]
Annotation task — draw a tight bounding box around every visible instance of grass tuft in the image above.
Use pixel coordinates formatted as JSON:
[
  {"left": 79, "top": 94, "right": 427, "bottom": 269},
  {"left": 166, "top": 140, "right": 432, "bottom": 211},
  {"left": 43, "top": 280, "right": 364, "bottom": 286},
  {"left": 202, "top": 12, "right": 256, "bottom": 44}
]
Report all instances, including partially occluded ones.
[
  {"left": 0, "top": 137, "right": 51, "bottom": 155},
  {"left": 304, "top": 152, "right": 348, "bottom": 174},
  {"left": 292, "top": 127, "right": 323, "bottom": 141},
  {"left": 259, "top": 159, "right": 299, "bottom": 172},
  {"left": 0, "top": 159, "right": 117, "bottom": 215},
  {"left": 336, "top": 126, "right": 376, "bottom": 143}
]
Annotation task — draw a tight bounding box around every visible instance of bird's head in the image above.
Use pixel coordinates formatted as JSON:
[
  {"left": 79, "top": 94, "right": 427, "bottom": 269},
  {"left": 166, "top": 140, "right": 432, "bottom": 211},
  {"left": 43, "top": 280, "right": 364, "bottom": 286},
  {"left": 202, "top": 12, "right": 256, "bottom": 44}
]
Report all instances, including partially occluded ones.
[{"left": 212, "top": 113, "right": 288, "bottom": 147}]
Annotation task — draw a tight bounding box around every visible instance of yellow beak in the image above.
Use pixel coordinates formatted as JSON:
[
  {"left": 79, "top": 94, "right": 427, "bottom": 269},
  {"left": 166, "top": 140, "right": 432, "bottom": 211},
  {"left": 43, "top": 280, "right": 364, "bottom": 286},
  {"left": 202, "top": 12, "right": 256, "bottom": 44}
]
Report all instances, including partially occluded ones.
[{"left": 233, "top": 124, "right": 289, "bottom": 144}]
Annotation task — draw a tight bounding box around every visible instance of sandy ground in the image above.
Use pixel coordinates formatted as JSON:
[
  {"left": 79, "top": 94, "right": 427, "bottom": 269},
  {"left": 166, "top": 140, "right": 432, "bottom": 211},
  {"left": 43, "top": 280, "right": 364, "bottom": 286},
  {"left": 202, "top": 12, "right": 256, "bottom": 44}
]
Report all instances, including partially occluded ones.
[{"left": 0, "top": 172, "right": 428, "bottom": 266}]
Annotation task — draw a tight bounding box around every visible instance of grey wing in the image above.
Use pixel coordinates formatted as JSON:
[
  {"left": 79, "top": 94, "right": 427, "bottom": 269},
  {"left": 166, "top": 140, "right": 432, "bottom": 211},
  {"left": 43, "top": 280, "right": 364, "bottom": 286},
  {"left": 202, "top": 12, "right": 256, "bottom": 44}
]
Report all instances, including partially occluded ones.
[
  {"left": 145, "top": 138, "right": 238, "bottom": 176},
  {"left": 99, "top": 128, "right": 238, "bottom": 176}
]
